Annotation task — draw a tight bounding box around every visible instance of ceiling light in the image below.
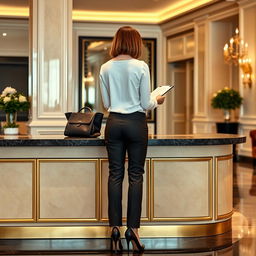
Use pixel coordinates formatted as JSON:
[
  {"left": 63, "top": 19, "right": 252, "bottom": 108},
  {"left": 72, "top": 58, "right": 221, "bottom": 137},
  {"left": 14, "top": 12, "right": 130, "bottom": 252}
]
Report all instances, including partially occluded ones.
[{"left": 2, "top": 32, "right": 7, "bottom": 36}]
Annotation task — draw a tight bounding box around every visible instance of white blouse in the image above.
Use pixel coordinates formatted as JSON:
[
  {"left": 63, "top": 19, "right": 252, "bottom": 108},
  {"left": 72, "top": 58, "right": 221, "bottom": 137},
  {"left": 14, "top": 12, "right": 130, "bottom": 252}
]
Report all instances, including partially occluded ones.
[{"left": 99, "top": 58, "right": 157, "bottom": 114}]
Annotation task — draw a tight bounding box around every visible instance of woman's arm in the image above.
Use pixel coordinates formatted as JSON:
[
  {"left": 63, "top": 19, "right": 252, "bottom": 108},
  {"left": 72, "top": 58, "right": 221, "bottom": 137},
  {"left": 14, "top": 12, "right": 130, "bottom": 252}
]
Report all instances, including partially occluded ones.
[
  {"left": 139, "top": 63, "right": 158, "bottom": 110},
  {"left": 99, "top": 74, "right": 110, "bottom": 110}
]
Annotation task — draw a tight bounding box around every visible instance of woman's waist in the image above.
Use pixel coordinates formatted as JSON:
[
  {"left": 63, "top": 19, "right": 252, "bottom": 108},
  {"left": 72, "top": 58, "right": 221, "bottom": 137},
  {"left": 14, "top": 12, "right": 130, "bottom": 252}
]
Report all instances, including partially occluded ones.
[
  {"left": 108, "top": 105, "right": 146, "bottom": 114},
  {"left": 109, "top": 111, "right": 146, "bottom": 119}
]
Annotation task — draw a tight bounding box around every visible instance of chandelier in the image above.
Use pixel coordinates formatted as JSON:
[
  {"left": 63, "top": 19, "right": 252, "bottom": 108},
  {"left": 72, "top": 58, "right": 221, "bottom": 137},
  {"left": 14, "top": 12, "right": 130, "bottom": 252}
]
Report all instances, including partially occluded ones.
[{"left": 223, "top": 28, "right": 252, "bottom": 87}]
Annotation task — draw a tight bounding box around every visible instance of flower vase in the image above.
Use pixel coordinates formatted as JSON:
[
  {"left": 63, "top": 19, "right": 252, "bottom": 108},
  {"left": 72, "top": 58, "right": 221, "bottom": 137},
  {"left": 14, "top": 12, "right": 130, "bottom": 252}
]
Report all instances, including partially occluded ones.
[
  {"left": 223, "top": 109, "right": 231, "bottom": 122},
  {"left": 4, "top": 112, "right": 19, "bottom": 135}
]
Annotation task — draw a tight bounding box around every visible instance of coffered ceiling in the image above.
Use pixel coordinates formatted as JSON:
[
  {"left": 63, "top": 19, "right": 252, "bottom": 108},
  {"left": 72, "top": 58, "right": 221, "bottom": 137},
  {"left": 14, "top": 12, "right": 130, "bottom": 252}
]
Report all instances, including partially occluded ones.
[{"left": 0, "top": 0, "right": 219, "bottom": 24}]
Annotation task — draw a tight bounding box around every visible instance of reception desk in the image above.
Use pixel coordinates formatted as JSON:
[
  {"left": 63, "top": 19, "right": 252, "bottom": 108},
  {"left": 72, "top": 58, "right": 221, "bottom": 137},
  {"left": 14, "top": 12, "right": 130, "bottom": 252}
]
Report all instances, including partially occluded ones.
[{"left": 0, "top": 134, "right": 245, "bottom": 239}]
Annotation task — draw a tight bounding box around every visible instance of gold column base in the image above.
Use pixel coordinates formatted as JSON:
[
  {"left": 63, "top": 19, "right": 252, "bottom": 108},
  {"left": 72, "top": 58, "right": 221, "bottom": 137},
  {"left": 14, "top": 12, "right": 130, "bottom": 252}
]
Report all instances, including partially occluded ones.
[{"left": 0, "top": 220, "right": 231, "bottom": 239}]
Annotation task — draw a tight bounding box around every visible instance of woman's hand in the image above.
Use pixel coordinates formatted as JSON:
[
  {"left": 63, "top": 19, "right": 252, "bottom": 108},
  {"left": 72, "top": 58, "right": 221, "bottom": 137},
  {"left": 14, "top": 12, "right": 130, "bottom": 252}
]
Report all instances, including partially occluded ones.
[{"left": 156, "top": 95, "right": 165, "bottom": 105}]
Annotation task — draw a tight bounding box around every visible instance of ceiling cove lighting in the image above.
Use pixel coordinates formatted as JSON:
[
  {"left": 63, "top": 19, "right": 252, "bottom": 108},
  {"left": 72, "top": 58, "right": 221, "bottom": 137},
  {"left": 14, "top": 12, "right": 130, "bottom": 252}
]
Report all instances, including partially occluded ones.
[
  {"left": 158, "top": 0, "right": 215, "bottom": 22},
  {"left": 72, "top": 0, "right": 215, "bottom": 24},
  {"left": 72, "top": 11, "right": 159, "bottom": 24},
  {"left": 73, "top": 0, "right": 215, "bottom": 23},
  {"left": 0, "top": 0, "right": 214, "bottom": 23},
  {"left": 0, "top": 6, "right": 29, "bottom": 18}
]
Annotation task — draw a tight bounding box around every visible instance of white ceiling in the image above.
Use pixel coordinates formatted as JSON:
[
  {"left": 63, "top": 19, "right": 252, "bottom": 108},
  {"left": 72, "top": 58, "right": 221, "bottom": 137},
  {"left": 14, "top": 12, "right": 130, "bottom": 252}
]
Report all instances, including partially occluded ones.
[
  {"left": 0, "top": 0, "right": 216, "bottom": 14},
  {"left": 0, "top": 0, "right": 220, "bottom": 23}
]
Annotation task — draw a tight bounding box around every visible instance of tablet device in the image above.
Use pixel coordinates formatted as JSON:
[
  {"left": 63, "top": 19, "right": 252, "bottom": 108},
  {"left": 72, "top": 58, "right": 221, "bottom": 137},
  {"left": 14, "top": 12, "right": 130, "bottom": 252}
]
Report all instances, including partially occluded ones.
[{"left": 151, "top": 85, "right": 174, "bottom": 98}]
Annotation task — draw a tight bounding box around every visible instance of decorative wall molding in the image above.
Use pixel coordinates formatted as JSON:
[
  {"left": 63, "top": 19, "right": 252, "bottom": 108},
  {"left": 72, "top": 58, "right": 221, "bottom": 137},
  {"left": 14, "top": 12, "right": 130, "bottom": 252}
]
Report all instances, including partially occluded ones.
[
  {"left": 238, "top": 0, "right": 256, "bottom": 8},
  {"left": 0, "top": 49, "right": 28, "bottom": 56},
  {"left": 160, "top": 1, "right": 237, "bottom": 33},
  {"left": 207, "top": 8, "right": 238, "bottom": 22},
  {"left": 162, "top": 22, "right": 194, "bottom": 37}
]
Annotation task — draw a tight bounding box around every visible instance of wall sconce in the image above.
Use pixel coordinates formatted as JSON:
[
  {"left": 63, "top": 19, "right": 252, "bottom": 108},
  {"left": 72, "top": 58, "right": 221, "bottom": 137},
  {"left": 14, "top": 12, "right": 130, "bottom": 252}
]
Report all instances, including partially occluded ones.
[
  {"left": 239, "top": 58, "right": 252, "bottom": 88},
  {"left": 223, "top": 28, "right": 253, "bottom": 88}
]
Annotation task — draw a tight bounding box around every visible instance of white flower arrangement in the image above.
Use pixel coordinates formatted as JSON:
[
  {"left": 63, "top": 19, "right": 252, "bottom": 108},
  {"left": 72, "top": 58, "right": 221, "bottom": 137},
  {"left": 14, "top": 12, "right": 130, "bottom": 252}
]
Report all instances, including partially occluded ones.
[
  {"left": 0, "top": 86, "right": 30, "bottom": 128},
  {"left": 1, "top": 86, "right": 17, "bottom": 97}
]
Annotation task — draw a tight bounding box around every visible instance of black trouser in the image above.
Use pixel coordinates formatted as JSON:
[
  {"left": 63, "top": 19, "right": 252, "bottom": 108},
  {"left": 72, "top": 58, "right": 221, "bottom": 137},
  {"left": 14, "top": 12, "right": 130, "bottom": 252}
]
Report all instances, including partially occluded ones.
[{"left": 105, "top": 111, "right": 148, "bottom": 228}]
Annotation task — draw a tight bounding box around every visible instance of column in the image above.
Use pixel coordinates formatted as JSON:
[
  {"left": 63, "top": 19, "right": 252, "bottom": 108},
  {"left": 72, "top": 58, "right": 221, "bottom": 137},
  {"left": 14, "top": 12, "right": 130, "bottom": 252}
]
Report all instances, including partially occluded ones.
[
  {"left": 192, "top": 17, "right": 209, "bottom": 133},
  {"left": 29, "top": 0, "right": 72, "bottom": 135}
]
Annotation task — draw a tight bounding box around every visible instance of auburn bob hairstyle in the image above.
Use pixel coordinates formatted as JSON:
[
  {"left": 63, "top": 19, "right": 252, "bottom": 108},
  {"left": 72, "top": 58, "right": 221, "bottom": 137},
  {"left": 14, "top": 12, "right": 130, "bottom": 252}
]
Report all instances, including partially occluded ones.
[{"left": 110, "top": 26, "right": 142, "bottom": 59}]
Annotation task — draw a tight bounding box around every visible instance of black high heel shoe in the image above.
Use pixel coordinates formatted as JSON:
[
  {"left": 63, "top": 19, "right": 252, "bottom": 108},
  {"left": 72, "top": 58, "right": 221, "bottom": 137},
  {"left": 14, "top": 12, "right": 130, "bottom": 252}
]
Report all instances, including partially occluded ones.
[
  {"left": 110, "top": 227, "right": 123, "bottom": 254},
  {"left": 125, "top": 227, "right": 145, "bottom": 254}
]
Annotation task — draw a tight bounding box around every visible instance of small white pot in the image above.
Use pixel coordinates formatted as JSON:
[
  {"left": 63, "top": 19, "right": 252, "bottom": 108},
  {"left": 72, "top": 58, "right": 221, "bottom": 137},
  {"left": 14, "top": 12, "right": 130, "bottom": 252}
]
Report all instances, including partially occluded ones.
[{"left": 4, "top": 127, "right": 19, "bottom": 135}]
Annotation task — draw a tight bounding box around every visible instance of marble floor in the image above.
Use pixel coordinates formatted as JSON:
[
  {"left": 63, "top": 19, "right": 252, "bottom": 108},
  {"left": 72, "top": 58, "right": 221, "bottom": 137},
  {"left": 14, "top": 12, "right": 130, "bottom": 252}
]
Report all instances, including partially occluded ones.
[{"left": 1, "top": 160, "right": 256, "bottom": 255}]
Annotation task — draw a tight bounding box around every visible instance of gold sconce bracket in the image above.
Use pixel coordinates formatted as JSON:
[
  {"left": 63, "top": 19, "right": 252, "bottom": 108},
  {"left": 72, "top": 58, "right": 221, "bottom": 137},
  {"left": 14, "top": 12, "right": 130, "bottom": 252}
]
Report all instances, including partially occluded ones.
[{"left": 239, "top": 58, "right": 252, "bottom": 88}]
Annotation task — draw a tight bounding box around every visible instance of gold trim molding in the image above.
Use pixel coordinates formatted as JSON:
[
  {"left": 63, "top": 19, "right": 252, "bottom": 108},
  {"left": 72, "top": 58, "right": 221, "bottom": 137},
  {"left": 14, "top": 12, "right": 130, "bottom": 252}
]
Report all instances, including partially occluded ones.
[{"left": 0, "top": 220, "right": 231, "bottom": 239}]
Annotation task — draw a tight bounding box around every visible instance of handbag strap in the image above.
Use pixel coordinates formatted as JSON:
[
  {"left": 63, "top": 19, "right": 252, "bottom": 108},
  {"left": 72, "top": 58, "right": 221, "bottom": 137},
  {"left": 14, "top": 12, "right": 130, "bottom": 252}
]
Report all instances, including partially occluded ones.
[{"left": 78, "top": 107, "right": 92, "bottom": 113}]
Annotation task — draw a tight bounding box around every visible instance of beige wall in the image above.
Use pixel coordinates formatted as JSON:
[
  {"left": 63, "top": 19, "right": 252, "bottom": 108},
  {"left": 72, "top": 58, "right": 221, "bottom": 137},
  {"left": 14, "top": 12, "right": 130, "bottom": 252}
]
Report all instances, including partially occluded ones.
[{"left": 161, "top": 0, "right": 256, "bottom": 157}]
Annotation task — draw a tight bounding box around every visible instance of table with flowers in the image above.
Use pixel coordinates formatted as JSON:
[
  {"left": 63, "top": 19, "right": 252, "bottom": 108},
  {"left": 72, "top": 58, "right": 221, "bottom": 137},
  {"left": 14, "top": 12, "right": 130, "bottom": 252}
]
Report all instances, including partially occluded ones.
[{"left": 0, "top": 86, "right": 29, "bottom": 135}]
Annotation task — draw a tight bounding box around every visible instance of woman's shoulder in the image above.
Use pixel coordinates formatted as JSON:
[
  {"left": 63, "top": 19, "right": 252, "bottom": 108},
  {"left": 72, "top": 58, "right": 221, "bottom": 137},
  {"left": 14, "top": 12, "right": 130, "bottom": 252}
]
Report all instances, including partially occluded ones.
[
  {"left": 101, "top": 59, "right": 148, "bottom": 72},
  {"left": 101, "top": 59, "right": 113, "bottom": 68},
  {"left": 100, "top": 59, "right": 114, "bottom": 73},
  {"left": 128, "top": 59, "right": 149, "bottom": 70}
]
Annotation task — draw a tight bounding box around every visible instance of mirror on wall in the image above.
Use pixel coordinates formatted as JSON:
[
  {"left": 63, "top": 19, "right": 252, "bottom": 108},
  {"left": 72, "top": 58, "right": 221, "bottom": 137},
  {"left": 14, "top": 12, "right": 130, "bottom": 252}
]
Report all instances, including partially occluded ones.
[{"left": 78, "top": 37, "right": 156, "bottom": 122}]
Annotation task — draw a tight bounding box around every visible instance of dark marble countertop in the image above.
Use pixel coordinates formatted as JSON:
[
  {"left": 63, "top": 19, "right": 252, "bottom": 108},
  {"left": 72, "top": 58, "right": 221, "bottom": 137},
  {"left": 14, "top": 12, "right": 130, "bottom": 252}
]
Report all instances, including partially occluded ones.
[{"left": 0, "top": 134, "right": 246, "bottom": 146}]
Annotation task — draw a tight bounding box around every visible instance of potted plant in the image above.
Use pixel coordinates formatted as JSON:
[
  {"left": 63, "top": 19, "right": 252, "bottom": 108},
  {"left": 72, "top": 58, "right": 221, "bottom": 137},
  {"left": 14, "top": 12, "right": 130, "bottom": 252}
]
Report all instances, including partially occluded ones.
[
  {"left": 0, "top": 86, "right": 30, "bottom": 135},
  {"left": 211, "top": 87, "right": 243, "bottom": 122}
]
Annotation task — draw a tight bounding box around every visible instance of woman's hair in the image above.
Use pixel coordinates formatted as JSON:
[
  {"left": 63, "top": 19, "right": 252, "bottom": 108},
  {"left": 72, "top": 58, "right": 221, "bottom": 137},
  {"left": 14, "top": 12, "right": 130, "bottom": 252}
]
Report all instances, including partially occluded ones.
[{"left": 110, "top": 26, "right": 142, "bottom": 59}]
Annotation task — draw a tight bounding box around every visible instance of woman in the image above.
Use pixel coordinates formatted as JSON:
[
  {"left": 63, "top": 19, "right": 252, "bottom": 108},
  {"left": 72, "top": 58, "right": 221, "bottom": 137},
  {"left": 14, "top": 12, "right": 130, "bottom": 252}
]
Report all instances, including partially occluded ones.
[{"left": 99, "top": 26, "right": 165, "bottom": 253}]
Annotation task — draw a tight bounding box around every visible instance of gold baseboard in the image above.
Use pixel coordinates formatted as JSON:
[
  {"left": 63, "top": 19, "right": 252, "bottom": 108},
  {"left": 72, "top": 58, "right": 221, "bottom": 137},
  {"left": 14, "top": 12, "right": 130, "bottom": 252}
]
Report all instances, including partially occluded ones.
[{"left": 0, "top": 220, "right": 231, "bottom": 239}]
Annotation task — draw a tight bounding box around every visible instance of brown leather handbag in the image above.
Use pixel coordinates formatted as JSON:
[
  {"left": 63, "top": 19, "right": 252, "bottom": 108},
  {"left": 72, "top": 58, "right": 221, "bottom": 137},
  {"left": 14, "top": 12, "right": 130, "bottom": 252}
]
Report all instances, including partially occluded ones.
[{"left": 64, "top": 107, "right": 103, "bottom": 137}]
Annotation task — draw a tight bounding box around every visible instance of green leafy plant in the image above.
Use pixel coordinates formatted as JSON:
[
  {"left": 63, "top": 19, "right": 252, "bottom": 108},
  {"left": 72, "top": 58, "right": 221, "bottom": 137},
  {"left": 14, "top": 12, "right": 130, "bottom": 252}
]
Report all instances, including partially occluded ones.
[
  {"left": 211, "top": 87, "right": 243, "bottom": 110},
  {"left": 3, "top": 123, "right": 19, "bottom": 128}
]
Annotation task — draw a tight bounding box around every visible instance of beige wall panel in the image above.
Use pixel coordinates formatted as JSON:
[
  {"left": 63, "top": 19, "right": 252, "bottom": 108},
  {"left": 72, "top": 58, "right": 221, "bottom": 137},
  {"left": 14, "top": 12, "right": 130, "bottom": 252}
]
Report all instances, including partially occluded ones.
[
  {"left": 174, "top": 71, "right": 186, "bottom": 114},
  {"left": 168, "top": 37, "right": 184, "bottom": 60},
  {"left": 0, "top": 161, "right": 34, "bottom": 219},
  {"left": 185, "top": 34, "right": 194, "bottom": 55},
  {"left": 101, "top": 160, "right": 149, "bottom": 220},
  {"left": 39, "top": 160, "right": 97, "bottom": 219},
  {"left": 174, "top": 121, "right": 186, "bottom": 134},
  {"left": 152, "top": 159, "right": 211, "bottom": 219},
  {"left": 217, "top": 157, "right": 233, "bottom": 217}
]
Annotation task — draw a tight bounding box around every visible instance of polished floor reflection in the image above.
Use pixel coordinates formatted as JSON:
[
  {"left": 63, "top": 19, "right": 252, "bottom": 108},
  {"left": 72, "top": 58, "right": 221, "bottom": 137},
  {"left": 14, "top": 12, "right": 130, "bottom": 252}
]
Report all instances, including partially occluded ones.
[{"left": 1, "top": 160, "right": 256, "bottom": 255}]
